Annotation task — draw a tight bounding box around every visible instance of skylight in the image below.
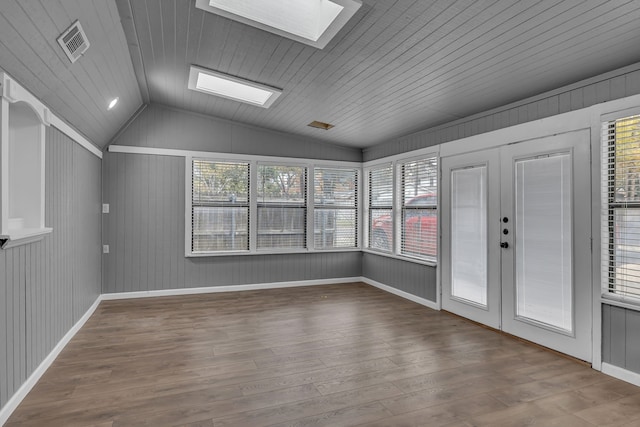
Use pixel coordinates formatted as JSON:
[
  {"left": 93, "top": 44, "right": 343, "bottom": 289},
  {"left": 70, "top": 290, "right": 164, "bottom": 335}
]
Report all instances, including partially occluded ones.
[
  {"left": 187, "top": 66, "right": 282, "bottom": 108},
  {"left": 195, "top": 0, "right": 362, "bottom": 49}
]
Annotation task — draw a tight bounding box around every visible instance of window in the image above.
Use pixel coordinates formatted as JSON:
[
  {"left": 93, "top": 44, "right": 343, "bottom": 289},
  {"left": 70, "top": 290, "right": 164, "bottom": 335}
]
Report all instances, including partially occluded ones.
[
  {"left": 603, "top": 114, "right": 640, "bottom": 301},
  {"left": 191, "top": 160, "right": 250, "bottom": 253},
  {"left": 188, "top": 156, "right": 360, "bottom": 256},
  {"left": 257, "top": 164, "right": 307, "bottom": 249},
  {"left": 314, "top": 167, "right": 358, "bottom": 249},
  {"left": 401, "top": 157, "right": 438, "bottom": 260},
  {"left": 368, "top": 164, "right": 393, "bottom": 252}
]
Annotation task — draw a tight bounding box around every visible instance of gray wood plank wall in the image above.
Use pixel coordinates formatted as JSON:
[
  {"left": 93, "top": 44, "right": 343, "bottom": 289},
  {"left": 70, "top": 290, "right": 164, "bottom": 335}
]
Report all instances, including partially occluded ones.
[
  {"left": 362, "top": 253, "right": 436, "bottom": 302},
  {"left": 101, "top": 151, "right": 362, "bottom": 294},
  {"left": 0, "top": 127, "right": 101, "bottom": 410},
  {"left": 113, "top": 103, "right": 362, "bottom": 162},
  {"left": 602, "top": 304, "right": 640, "bottom": 374},
  {"left": 364, "top": 64, "right": 640, "bottom": 161}
]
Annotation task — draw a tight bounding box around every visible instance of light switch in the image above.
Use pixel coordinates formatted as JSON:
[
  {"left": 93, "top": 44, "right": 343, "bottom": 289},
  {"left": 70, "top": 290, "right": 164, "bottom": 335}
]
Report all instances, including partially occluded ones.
[{"left": 102, "top": 204, "right": 110, "bottom": 214}]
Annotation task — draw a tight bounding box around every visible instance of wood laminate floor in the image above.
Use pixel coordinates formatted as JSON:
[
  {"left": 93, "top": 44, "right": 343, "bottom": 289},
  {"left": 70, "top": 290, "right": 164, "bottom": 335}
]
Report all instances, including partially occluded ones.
[{"left": 6, "top": 282, "right": 640, "bottom": 427}]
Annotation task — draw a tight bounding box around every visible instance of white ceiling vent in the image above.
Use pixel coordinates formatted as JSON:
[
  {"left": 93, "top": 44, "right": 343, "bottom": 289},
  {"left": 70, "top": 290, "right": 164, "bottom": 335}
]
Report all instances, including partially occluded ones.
[{"left": 57, "top": 20, "right": 90, "bottom": 63}]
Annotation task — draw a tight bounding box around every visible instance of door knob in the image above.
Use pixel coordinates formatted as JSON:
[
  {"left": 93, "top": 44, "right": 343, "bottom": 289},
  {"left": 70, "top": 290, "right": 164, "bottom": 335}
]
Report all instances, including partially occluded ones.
[{"left": 500, "top": 242, "right": 509, "bottom": 249}]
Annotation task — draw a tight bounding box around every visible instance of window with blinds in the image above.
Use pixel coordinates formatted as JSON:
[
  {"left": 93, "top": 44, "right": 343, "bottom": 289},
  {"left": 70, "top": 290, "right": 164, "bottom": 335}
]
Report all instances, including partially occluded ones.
[
  {"left": 368, "top": 164, "right": 393, "bottom": 252},
  {"left": 257, "top": 165, "right": 307, "bottom": 249},
  {"left": 314, "top": 167, "right": 358, "bottom": 249},
  {"left": 192, "top": 160, "right": 250, "bottom": 252},
  {"left": 603, "top": 114, "right": 640, "bottom": 301},
  {"left": 401, "top": 157, "right": 438, "bottom": 260}
]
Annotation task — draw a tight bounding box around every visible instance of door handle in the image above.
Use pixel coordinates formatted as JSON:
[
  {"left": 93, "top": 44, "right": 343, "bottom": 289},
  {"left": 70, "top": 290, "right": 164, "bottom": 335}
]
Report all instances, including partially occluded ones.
[{"left": 500, "top": 242, "right": 509, "bottom": 249}]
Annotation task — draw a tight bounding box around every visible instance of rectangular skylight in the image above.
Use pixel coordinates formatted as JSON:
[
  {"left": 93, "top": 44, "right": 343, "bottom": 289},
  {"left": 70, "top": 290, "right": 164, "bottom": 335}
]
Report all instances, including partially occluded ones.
[
  {"left": 187, "top": 66, "right": 282, "bottom": 108},
  {"left": 195, "top": 0, "right": 361, "bottom": 49}
]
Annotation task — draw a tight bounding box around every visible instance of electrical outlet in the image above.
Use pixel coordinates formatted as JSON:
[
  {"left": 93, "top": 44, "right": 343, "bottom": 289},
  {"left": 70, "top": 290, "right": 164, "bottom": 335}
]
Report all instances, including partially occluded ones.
[
  {"left": 102, "top": 203, "right": 110, "bottom": 214},
  {"left": 103, "top": 245, "right": 109, "bottom": 254}
]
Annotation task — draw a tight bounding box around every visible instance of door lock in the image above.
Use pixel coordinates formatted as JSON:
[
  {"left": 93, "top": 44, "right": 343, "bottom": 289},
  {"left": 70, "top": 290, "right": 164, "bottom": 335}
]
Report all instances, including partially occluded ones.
[{"left": 500, "top": 242, "right": 509, "bottom": 249}]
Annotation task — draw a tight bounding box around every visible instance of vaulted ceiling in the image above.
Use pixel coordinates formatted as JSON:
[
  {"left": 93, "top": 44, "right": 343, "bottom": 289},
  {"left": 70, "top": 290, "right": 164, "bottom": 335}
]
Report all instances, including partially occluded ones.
[{"left": 2, "top": 1, "right": 640, "bottom": 150}]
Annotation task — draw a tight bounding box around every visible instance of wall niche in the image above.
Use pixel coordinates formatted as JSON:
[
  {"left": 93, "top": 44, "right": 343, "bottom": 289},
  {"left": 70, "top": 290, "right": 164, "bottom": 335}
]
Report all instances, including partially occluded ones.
[{"left": 0, "top": 72, "right": 52, "bottom": 249}]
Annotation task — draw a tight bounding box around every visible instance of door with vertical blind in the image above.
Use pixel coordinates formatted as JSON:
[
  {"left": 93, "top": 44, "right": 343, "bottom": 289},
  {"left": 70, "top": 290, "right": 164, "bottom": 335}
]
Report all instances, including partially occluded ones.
[{"left": 441, "top": 130, "right": 592, "bottom": 361}]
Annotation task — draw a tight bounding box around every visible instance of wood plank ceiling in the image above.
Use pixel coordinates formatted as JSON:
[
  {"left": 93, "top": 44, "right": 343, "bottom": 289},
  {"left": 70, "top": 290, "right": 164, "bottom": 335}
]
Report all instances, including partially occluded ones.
[
  {"left": 0, "top": 0, "right": 142, "bottom": 149},
  {"left": 2, "top": 1, "right": 640, "bottom": 150},
  {"left": 120, "top": 0, "right": 640, "bottom": 148}
]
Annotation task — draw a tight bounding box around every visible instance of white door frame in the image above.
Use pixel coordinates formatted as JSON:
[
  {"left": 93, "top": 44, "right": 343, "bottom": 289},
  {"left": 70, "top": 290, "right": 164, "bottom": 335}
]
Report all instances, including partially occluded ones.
[{"left": 440, "top": 129, "right": 592, "bottom": 362}]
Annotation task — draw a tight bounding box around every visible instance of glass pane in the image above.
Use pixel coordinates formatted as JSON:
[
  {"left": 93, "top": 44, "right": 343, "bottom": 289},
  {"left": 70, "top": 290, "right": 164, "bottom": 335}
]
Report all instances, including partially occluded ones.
[
  {"left": 257, "top": 165, "right": 306, "bottom": 203},
  {"left": 315, "top": 168, "right": 357, "bottom": 207},
  {"left": 402, "top": 157, "right": 437, "bottom": 206},
  {"left": 193, "top": 160, "right": 249, "bottom": 204},
  {"left": 369, "top": 209, "right": 392, "bottom": 252},
  {"left": 402, "top": 209, "right": 437, "bottom": 258},
  {"left": 614, "top": 116, "right": 640, "bottom": 202},
  {"left": 451, "top": 166, "right": 487, "bottom": 306},
  {"left": 515, "top": 154, "right": 572, "bottom": 332},
  {"left": 257, "top": 207, "right": 306, "bottom": 249},
  {"left": 611, "top": 209, "right": 640, "bottom": 299},
  {"left": 314, "top": 209, "right": 356, "bottom": 249},
  {"left": 369, "top": 165, "right": 393, "bottom": 207},
  {"left": 192, "top": 207, "right": 248, "bottom": 251}
]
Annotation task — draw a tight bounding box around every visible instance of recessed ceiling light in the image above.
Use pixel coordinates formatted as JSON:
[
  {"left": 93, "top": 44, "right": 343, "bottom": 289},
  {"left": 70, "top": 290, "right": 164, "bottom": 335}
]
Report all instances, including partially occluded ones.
[
  {"left": 308, "top": 120, "right": 334, "bottom": 130},
  {"left": 195, "top": 0, "right": 362, "bottom": 49},
  {"left": 187, "top": 65, "right": 282, "bottom": 108},
  {"left": 107, "top": 97, "right": 119, "bottom": 110}
]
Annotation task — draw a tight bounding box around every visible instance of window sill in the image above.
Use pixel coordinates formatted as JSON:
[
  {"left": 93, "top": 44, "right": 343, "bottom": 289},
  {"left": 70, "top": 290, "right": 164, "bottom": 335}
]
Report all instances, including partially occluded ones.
[
  {"left": 1, "top": 227, "right": 52, "bottom": 249},
  {"left": 362, "top": 248, "right": 437, "bottom": 267},
  {"left": 186, "top": 247, "right": 362, "bottom": 257},
  {"left": 601, "top": 294, "right": 640, "bottom": 312}
]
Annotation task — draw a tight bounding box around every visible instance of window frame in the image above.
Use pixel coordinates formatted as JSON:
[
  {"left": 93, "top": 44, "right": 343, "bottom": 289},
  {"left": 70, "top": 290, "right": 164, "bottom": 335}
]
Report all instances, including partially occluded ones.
[
  {"left": 255, "top": 161, "right": 308, "bottom": 252},
  {"left": 363, "top": 149, "right": 439, "bottom": 266},
  {"left": 399, "top": 155, "right": 438, "bottom": 262},
  {"left": 365, "top": 163, "right": 394, "bottom": 254},
  {"left": 186, "top": 154, "right": 361, "bottom": 257},
  {"left": 190, "top": 158, "right": 251, "bottom": 254},
  {"left": 312, "top": 166, "right": 360, "bottom": 250},
  {"left": 601, "top": 112, "right": 640, "bottom": 305}
]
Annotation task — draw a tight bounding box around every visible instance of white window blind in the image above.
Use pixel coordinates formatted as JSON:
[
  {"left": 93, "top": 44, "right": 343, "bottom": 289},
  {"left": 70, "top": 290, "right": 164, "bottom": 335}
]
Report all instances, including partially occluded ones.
[
  {"left": 257, "top": 165, "right": 307, "bottom": 249},
  {"left": 192, "top": 160, "right": 250, "bottom": 252},
  {"left": 314, "top": 167, "right": 358, "bottom": 249},
  {"left": 400, "top": 157, "right": 437, "bottom": 260},
  {"left": 368, "top": 164, "right": 393, "bottom": 252},
  {"left": 602, "top": 114, "right": 640, "bottom": 301}
]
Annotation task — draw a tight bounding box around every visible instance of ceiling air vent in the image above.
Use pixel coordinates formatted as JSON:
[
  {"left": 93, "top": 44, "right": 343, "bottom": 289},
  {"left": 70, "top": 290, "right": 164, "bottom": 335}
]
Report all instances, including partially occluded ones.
[
  {"left": 308, "top": 121, "right": 335, "bottom": 130},
  {"left": 57, "top": 20, "right": 90, "bottom": 63}
]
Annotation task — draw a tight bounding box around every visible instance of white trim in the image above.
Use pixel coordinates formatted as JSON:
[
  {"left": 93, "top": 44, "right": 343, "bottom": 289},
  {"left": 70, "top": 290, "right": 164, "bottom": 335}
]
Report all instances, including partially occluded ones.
[
  {"left": 363, "top": 146, "right": 440, "bottom": 168},
  {"left": 0, "top": 295, "right": 102, "bottom": 426},
  {"left": 49, "top": 114, "right": 102, "bottom": 159},
  {"left": 601, "top": 363, "right": 640, "bottom": 387},
  {"left": 1, "top": 71, "right": 101, "bottom": 159},
  {"left": 0, "top": 227, "right": 52, "bottom": 249},
  {"left": 361, "top": 276, "right": 439, "bottom": 311},
  {"left": 100, "top": 277, "right": 362, "bottom": 300},
  {"left": 109, "top": 144, "right": 361, "bottom": 166}
]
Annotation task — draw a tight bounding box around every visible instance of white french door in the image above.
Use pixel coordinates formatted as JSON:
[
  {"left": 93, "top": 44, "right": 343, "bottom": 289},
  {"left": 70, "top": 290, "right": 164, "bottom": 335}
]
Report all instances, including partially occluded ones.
[{"left": 441, "top": 130, "right": 592, "bottom": 361}]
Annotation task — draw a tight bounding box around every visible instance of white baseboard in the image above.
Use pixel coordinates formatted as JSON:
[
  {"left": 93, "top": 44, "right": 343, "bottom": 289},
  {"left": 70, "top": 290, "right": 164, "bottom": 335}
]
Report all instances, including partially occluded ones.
[
  {"left": 0, "top": 295, "right": 102, "bottom": 426},
  {"left": 100, "top": 277, "right": 362, "bottom": 300},
  {"left": 361, "top": 277, "right": 440, "bottom": 310},
  {"left": 601, "top": 362, "right": 640, "bottom": 387}
]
